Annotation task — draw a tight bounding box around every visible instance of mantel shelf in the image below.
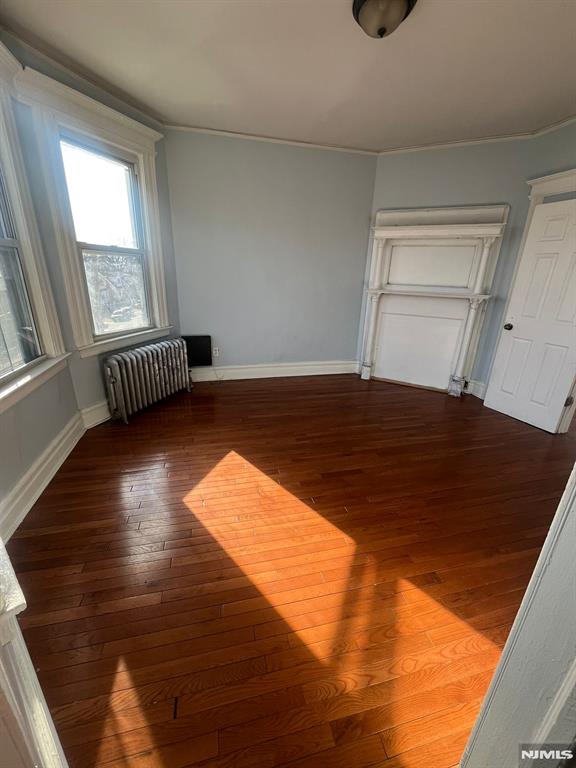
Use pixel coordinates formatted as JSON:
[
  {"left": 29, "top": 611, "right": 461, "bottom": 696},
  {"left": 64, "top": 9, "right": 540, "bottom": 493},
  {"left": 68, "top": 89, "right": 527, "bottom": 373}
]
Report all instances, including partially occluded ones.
[
  {"left": 369, "top": 289, "right": 491, "bottom": 301},
  {"left": 372, "top": 223, "right": 505, "bottom": 239}
]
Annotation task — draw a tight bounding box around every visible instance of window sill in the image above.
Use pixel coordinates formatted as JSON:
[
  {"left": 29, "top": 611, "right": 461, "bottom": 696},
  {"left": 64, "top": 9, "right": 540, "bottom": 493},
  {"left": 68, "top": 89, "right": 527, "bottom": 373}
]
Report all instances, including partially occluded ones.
[
  {"left": 0, "top": 355, "right": 70, "bottom": 416},
  {"left": 77, "top": 326, "right": 173, "bottom": 358}
]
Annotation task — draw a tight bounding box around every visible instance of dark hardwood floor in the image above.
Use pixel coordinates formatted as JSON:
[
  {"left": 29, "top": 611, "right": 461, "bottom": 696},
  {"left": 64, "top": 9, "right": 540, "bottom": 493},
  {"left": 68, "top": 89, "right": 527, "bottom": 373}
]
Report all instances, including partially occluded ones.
[{"left": 8, "top": 375, "right": 576, "bottom": 768}]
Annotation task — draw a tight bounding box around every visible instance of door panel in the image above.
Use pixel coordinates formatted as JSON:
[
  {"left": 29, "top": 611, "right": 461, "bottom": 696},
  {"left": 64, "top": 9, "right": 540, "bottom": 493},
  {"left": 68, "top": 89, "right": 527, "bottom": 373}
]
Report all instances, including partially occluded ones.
[
  {"left": 500, "top": 337, "right": 531, "bottom": 395},
  {"left": 521, "top": 254, "right": 556, "bottom": 318},
  {"left": 484, "top": 200, "right": 576, "bottom": 432},
  {"left": 557, "top": 254, "right": 576, "bottom": 323}
]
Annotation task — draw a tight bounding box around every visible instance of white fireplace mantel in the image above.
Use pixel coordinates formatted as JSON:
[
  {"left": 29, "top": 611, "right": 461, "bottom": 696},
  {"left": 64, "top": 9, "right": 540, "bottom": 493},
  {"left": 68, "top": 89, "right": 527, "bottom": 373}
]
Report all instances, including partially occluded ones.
[{"left": 360, "top": 207, "right": 508, "bottom": 396}]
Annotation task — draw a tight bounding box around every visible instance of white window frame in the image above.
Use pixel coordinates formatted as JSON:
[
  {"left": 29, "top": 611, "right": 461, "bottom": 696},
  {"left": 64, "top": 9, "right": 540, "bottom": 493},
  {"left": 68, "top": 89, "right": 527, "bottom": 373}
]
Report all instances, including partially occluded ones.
[
  {"left": 0, "top": 45, "right": 65, "bottom": 409},
  {"left": 60, "top": 132, "right": 154, "bottom": 340},
  {"left": 13, "top": 67, "right": 170, "bottom": 358}
]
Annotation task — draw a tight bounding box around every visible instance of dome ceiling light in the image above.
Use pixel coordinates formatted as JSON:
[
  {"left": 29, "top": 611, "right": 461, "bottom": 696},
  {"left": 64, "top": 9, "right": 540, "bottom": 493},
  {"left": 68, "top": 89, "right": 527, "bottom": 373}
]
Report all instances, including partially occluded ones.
[{"left": 352, "top": 0, "right": 418, "bottom": 39}]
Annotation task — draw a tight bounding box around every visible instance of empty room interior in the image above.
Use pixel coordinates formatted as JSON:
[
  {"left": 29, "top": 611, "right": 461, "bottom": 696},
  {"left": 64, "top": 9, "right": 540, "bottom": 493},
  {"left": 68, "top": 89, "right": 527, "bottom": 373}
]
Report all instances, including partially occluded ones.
[{"left": 0, "top": 1, "right": 575, "bottom": 767}]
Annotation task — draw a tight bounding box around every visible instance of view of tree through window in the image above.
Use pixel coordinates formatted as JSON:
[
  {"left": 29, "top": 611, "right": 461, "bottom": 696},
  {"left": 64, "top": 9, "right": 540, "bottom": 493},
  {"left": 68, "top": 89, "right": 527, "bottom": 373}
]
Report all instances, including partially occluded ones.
[
  {"left": 60, "top": 139, "right": 150, "bottom": 337},
  {"left": 82, "top": 251, "right": 148, "bottom": 336}
]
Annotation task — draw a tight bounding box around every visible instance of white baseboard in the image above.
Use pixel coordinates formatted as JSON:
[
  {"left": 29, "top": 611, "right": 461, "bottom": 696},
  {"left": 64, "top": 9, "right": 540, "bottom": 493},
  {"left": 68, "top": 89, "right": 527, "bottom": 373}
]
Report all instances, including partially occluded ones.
[
  {"left": 466, "top": 379, "right": 487, "bottom": 399},
  {"left": 0, "top": 413, "right": 85, "bottom": 541},
  {"left": 189, "top": 360, "right": 360, "bottom": 382},
  {"left": 81, "top": 400, "right": 110, "bottom": 428}
]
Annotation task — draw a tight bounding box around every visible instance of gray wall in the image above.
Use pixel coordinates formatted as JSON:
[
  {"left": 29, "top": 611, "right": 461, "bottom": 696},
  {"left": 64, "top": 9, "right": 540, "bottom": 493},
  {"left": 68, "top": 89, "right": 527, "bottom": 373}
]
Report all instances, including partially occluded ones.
[
  {"left": 167, "top": 119, "right": 574, "bottom": 376},
  {"left": 0, "top": 368, "right": 77, "bottom": 498},
  {"left": 372, "top": 121, "right": 576, "bottom": 383},
  {"left": 166, "top": 131, "right": 375, "bottom": 366}
]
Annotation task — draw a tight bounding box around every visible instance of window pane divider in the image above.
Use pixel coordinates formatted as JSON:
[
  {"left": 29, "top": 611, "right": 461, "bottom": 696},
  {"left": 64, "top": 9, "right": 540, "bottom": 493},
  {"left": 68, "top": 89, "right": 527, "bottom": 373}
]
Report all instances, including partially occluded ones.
[
  {"left": 77, "top": 242, "right": 145, "bottom": 256},
  {"left": 93, "top": 324, "right": 152, "bottom": 342}
]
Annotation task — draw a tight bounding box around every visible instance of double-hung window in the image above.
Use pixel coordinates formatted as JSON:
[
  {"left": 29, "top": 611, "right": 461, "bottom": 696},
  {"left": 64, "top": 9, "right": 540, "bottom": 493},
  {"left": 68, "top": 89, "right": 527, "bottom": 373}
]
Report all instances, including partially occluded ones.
[
  {"left": 0, "top": 161, "right": 42, "bottom": 380},
  {"left": 13, "top": 67, "right": 169, "bottom": 356},
  {"left": 59, "top": 138, "right": 151, "bottom": 338}
]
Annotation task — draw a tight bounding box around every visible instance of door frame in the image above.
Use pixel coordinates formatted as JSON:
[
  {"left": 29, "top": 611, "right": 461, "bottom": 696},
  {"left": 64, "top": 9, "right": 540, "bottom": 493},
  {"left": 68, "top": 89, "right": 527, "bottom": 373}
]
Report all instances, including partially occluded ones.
[
  {"left": 484, "top": 168, "right": 576, "bottom": 427},
  {"left": 558, "top": 375, "right": 576, "bottom": 434},
  {"left": 460, "top": 460, "right": 576, "bottom": 767}
]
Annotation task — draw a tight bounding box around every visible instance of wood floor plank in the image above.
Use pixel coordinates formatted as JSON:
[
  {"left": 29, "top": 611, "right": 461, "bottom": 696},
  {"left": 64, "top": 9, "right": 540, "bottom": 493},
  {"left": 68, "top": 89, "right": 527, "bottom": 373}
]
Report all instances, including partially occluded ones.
[
  {"left": 380, "top": 698, "right": 483, "bottom": 757},
  {"left": 8, "top": 375, "right": 575, "bottom": 768},
  {"left": 376, "top": 728, "right": 472, "bottom": 768}
]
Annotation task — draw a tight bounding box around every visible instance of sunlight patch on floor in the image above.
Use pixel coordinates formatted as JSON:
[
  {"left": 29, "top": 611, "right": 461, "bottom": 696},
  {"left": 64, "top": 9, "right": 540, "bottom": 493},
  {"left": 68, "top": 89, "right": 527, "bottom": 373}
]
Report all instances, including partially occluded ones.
[{"left": 180, "top": 451, "right": 367, "bottom": 662}]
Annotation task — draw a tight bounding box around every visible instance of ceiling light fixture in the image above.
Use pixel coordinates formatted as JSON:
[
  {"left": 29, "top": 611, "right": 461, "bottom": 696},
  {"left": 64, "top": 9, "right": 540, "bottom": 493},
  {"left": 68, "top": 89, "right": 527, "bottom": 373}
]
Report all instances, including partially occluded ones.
[{"left": 352, "top": 0, "right": 418, "bottom": 39}]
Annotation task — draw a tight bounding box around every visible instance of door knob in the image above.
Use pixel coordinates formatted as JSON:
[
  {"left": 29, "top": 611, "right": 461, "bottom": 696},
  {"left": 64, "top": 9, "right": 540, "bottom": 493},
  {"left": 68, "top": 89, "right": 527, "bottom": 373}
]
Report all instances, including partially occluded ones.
[{"left": 503, "top": 323, "right": 514, "bottom": 330}]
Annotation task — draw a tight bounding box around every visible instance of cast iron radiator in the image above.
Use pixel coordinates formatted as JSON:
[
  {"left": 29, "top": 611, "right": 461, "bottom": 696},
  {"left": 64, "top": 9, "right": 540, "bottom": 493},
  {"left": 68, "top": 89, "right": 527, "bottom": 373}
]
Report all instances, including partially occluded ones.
[{"left": 104, "top": 338, "right": 190, "bottom": 423}]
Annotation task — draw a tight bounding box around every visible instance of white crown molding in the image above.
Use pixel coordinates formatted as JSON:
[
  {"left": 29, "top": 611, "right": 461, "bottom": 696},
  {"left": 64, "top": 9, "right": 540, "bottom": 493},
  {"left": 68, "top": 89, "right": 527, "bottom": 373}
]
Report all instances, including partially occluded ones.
[
  {"left": 0, "top": 413, "right": 84, "bottom": 541},
  {"left": 375, "top": 115, "right": 576, "bottom": 157},
  {"left": 3, "top": 39, "right": 575, "bottom": 157},
  {"left": 164, "top": 123, "right": 378, "bottom": 156},
  {"left": 13, "top": 67, "right": 163, "bottom": 152},
  {"left": 165, "top": 114, "right": 576, "bottom": 156},
  {"left": 189, "top": 360, "right": 360, "bottom": 382}
]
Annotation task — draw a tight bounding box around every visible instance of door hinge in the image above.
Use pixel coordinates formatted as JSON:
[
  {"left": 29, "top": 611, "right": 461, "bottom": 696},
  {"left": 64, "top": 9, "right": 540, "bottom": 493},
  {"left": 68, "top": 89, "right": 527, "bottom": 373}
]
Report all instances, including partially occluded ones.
[{"left": 565, "top": 395, "right": 574, "bottom": 408}]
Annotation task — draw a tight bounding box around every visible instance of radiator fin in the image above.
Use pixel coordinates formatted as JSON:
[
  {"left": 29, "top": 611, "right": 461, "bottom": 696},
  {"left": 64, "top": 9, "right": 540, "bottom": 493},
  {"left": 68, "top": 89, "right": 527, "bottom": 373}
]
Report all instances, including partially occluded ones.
[{"left": 104, "top": 338, "right": 190, "bottom": 423}]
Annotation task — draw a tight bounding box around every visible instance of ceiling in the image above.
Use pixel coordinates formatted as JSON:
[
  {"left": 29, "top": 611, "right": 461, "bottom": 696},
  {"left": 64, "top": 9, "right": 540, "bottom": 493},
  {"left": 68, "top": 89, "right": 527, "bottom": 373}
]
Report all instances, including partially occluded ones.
[{"left": 1, "top": 0, "right": 575, "bottom": 152}]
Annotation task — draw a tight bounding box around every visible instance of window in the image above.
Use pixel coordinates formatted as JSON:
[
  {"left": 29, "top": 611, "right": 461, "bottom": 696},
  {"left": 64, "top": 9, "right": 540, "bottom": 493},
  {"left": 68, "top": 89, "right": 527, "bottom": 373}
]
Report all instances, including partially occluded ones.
[
  {"left": 59, "top": 139, "right": 151, "bottom": 338},
  {"left": 0, "top": 167, "right": 41, "bottom": 380},
  {"left": 14, "top": 68, "right": 168, "bottom": 356}
]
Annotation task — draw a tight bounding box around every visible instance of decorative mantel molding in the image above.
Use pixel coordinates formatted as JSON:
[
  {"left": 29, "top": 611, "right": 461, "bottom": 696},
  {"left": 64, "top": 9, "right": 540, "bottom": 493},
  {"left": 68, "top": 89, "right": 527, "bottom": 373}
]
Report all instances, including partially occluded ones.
[
  {"left": 372, "top": 223, "right": 505, "bottom": 240},
  {"left": 360, "top": 207, "right": 508, "bottom": 395}
]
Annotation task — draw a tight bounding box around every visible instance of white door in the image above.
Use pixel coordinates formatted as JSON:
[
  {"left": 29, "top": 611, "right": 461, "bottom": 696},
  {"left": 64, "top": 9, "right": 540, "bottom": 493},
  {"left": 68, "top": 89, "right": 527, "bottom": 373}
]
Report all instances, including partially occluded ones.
[{"left": 484, "top": 200, "right": 576, "bottom": 432}]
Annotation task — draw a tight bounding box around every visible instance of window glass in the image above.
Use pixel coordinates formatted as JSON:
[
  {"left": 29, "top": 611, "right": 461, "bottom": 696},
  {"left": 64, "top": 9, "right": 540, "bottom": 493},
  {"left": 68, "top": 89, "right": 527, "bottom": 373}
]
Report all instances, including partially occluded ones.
[
  {"left": 0, "top": 246, "right": 41, "bottom": 379},
  {"left": 82, "top": 250, "right": 149, "bottom": 336},
  {"left": 59, "top": 139, "right": 150, "bottom": 337},
  {"left": 60, "top": 140, "right": 138, "bottom": 248}
]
